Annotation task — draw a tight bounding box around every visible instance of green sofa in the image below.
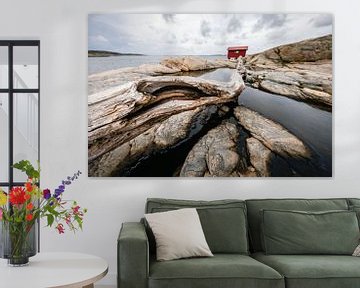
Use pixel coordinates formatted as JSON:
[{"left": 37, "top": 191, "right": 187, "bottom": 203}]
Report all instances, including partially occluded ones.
[{"left": 118, "top": 198, "right": 360, "bottom": 288}]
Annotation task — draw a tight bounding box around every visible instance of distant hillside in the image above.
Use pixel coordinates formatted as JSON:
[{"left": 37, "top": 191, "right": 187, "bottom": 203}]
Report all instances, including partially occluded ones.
[{"left": 88, "top": 50, "right": 144, "bottom": 57}]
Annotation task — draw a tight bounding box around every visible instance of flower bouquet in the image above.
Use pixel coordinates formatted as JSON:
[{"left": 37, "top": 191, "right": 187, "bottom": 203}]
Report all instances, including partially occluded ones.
[{"left": 0, "top": 160, "right": 87, "bottom": 266}]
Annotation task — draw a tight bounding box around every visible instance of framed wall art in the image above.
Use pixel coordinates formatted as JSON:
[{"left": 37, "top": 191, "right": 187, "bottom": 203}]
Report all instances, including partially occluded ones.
[{"left": 88, "top": 13, "right": 332, "bottom": 177}]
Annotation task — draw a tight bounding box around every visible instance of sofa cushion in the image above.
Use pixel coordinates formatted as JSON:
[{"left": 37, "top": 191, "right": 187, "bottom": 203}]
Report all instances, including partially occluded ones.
[
  {"left": 261, "top": 209, "right": 359, "bottom": 255},
  {"left": 246, "top": 198, "right": 349, "bottom": 252},
  {"left": 146, "top": 198, "right": 249, "bottom": 254},
  {"left": 252, "top": 252, "right": 360, "bottom": 288},
  {"left": 347, "top": 198, "right": 360, "bottom": 207},
  {"left": 149, "top": 254, "right": 284, "bottom": 288},
  {"left": 349, "top": 205, "right": 360, "bottom": 228},
  {"left": 347, "top": 199, "right": 360, "bottom": 229},
  {"left": 145, "top": 208, "right": 213, "bottom": 261}
]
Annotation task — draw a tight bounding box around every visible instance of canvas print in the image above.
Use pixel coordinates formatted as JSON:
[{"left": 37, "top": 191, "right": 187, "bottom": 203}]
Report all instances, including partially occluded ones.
[{"left": 88, "top": 13, "right": 332, "bottom": 177}]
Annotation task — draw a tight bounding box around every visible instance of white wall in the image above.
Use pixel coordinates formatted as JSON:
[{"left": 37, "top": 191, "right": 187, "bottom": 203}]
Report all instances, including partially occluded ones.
[{"left": 1, "top": 0, "right": 360, "bottom": 285}]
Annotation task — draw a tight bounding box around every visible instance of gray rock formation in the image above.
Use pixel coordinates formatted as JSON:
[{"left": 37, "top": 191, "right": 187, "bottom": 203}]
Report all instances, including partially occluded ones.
[
  {"left": 89, "top": 108, "right": 204, "bottom": 177},
  {"left": 234, "top": 106, "right": 311, "bottom": 159},
  {"left": 246, "top": 137, "right": 272, "bottom": 177},
  {"left": 244, "top": 35, "right": 332, "bottom": 107},
  {"left": 88, "top": 56, "right": 236, "bottom": 95},
  {"left": 160, "top": 56, "right": 236, "bottom": 72},
  {"left": 88, "top": 66, "right": 245, "bottom": 177},
  {"left": 180, "top": 104, "right": 311, "bottom": 178},
  {"left": 246, "top": 35, "right": 331, "bottom": 66},
  {"left": 88, "top": 47, "right": 327, "bottom": 177},
  {"left": 180, "top": 121, "right": 256, "bottom": 177}
]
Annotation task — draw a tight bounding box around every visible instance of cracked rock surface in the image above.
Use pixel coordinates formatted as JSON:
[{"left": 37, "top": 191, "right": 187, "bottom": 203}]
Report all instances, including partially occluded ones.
[
  {"left": 180, "top": 121, "right": 256, "bottom": 177},
  {"left": 88, "top": 48, "right": 327, "bottom": 177},
  {"left": 89, "top": 108, "right": 205, "bottom": 177},
  {"left": 88, "top": 56, "right": 236, "bottom": 95},
  {"left": 243, "top": 35, "right": 332, "bottom": 107},
  {"left": 234, "top": 106, "right": 311, "bottom": 159},
  {"left": 88, "top": 57, "right": 244, "bottom": 176}
]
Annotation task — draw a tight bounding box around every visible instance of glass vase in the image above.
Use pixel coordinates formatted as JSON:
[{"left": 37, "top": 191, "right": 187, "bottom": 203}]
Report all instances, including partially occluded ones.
[{"left": 0, "top": 220, "right": 37, "bottom": 266}]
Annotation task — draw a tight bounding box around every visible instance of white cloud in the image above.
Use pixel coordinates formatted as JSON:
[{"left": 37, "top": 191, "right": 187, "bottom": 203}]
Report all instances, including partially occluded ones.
[
  {"left": 93, "top": 35, "right": 109, "bottom": 43},
  {"left": 88, "top": 13, "right": 332, "bottom": 55},
  {"left": 310, "top": 14, "right": 332, "bottom": 27}
]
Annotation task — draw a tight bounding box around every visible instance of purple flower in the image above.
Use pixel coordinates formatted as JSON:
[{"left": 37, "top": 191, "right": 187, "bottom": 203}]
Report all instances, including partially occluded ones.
[
  {"left": 54, "top": 171, "right": 81, "bottom": 199},
  {"left": 54, "top": 189, "right": 63, "bottom": 198},
  {"left": 43, "top": 189, "right": 51, "bottom": 200}
]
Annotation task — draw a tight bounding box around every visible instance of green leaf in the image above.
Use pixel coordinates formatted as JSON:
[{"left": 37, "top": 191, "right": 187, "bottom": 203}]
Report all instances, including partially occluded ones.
[
  {"left": 12, "top": 160, "right": 40, "bottom": 180},
  {"left": 75, "top": 216, "right": 83, "bottom": 230},
  {"left": 47, "top": 206, "right": 60, "bottom": 217},
  {"left": 47, "top": 214, "right": 54, "bottom": 227}
]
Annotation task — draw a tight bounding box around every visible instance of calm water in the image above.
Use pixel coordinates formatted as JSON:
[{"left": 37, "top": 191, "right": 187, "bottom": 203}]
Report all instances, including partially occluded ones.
[
  {"left": 88, "top": 55, "right": 226, "bottom": 75},
  {"left": 177, "top": 68, "right": 234, "bottom": 82}
]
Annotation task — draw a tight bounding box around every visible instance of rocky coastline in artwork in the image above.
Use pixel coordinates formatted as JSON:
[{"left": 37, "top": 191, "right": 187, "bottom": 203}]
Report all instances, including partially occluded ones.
[
  {"left": 88, "top": 57, "right": 237, "bottom": 95},
  {"left": 88, "top": 34, "right": 332, "bottom": 177},
  {"left": 243, "top": 34, "right": 332, "bottom": 108}
]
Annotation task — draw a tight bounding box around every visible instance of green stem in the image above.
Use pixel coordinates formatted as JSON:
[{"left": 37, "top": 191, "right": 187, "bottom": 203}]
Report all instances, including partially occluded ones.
[{"left": 8, "top": 222, "right": 31, "bottom": 259}]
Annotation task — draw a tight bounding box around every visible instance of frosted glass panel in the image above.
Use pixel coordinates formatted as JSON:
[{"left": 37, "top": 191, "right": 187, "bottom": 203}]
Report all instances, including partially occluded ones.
[
  {"left": 0, "top": 94, "right": 9, "bottom": 182},
  {"left": 13, "top": 46, "right": 38, "bottom": 89},
  {"left": 0, "top": 47, "right": 8, "bottom": 89},
  {"left": 13, "top": 93, "right": 39, "bottom": 182}
]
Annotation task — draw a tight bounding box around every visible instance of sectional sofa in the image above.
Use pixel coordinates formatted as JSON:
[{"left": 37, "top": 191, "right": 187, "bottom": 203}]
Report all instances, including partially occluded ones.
[{"left": 118, "top": 198, "right": 360, "bottom": 288}]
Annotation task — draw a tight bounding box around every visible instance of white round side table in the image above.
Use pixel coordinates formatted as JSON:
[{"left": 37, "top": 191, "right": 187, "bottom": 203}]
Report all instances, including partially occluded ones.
[{"left": 0, "top": 252, "right": 108, "bottom": 288}]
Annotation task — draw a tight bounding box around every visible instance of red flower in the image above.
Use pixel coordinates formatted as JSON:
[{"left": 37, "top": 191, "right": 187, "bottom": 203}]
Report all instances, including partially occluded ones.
[
  {"left": 24, "top": 193, "right": 31, "bottom": 201},
  {"left": 25, "top": 182, "right": 33, "bottom": 192},
  {"left": 56, "top": 223, "right": 65, "bottom": 234},
  {"left": 26, "top": 203, "right": 34, "bottom": 210},
  {"left": 26, "top": 214, "right": 33, "bottom": 221},
  {"left": 65, "top": 214, "right": 71, "bottom": 225},
  {"left": 72, "top": 205, "right": 80, "bottom": 215},
  {"left": 9, "top": 187, "right": 26, "bottom": 205}
]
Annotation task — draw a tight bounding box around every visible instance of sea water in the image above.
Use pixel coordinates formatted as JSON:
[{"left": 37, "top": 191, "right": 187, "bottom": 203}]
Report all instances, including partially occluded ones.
[{"left": 88, "top": 55, "right": 225, "bottom": 75}]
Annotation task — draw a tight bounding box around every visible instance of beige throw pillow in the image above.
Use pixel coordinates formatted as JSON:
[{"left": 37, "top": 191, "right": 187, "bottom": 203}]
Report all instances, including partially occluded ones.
[{"left": 145, "top": 208, "right": 213, "bottom": 261}]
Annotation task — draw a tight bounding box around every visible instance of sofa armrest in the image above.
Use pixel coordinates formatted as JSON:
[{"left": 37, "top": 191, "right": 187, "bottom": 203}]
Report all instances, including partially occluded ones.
[{"left": 118, "top": 222, "right": 149, "bottom": 288}]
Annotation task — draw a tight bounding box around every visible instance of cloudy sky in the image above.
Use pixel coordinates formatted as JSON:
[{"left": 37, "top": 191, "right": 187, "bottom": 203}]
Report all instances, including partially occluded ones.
[{"left": 88, "top": 13, "right": 332, "bottom": 55}]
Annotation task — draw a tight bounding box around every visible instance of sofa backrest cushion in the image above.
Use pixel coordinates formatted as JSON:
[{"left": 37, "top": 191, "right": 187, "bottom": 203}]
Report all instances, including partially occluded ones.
[
  {"left": 246, "top": 198, "right": 349, "bottom": 252},
  {"left": 348, "top": 199, "right": 360, "bottom": 207},
  {"left": 261, "top": 209, "right": 359, "bottom": 255},
  {"left": 350, "top": 206, "right": 360, "bottom": 226},
  {"left": 347, "top": 199, "right": 360, "bottom": 228},
  {"left": 145, "top": 198, "right": 249, "bottom": 254}
]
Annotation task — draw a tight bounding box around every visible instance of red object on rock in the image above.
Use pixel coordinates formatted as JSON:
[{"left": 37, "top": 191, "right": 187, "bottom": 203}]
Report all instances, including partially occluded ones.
[{"left": 227, "top": 46, "right": 248, "bottom": 59}]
